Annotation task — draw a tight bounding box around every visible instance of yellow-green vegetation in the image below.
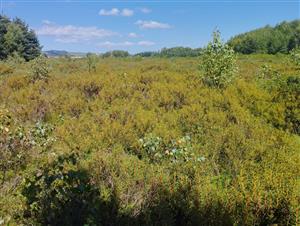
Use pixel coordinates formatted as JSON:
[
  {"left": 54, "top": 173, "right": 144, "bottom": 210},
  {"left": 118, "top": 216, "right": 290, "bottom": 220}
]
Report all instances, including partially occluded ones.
[{"left": 0, "top": 54, "right": 299, "bottom": 225}]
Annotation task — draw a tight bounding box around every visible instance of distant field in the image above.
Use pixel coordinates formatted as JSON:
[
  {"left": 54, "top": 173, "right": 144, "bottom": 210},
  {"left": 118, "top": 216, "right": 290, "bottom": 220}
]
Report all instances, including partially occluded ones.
[{"left": 0, "top": 54, "right": 299, "bottom": 225}]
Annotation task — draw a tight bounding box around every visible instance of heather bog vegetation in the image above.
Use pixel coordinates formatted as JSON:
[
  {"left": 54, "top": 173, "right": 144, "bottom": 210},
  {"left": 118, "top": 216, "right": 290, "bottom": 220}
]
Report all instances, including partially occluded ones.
[
  {"left": 0, "top": 51, "right": 299, "bottom": 225},
  {"left": 0, "top": 16, "right": 300, "bottom": 225}
]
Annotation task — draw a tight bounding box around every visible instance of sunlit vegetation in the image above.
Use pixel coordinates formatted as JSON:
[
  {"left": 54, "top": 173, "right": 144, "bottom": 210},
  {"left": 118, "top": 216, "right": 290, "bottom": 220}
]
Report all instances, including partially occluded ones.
[
  {"left": 290, "top": 47, "right": 300, "bottom": 68},
  {"left": 0, "top": 50, "right": 299, "bottom": 225},
  {"left": 0, "top": 14, "right": 299, "bottom": 225}
]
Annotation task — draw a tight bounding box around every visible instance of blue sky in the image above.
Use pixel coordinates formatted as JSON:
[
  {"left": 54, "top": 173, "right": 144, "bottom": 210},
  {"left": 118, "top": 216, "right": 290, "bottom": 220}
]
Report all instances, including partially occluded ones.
[{"left": 1, "top": 0, "right": 299, "bottom": 53}]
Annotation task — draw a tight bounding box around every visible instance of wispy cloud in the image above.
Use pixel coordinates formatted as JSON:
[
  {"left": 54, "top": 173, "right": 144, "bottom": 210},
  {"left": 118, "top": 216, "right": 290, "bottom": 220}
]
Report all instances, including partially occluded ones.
[
  {"left": 137, "top": 41, "right": 155, "bottom": 46},
  {"left": 36, "top": 21, "right": 117, "bottom": 43},
  {"left": 99, "top": 8, "right": 134, "bottom": 17},
  {"left": 98, "top": 41, "right": 134, "bottom": 48},
  {"left": 128, "top": 32, "right": 139, "bottom": 38},
  {"left": 121, "top": 8, "right": 134, "bottom": 17},
  {"left": 41, "top": 20, "right": 53, "bottom": 25},
  {"left": 140, "top": 7, "right": 152, "bottom": 14},
  {"left": 97, "top": 40, "right": 155, "bottom": 48},
  {"left": 135, "top": 20, "right": 171, "bottom": 29},
  {"left": 99, "top": 8, "right": 120, "bottom": 16}
]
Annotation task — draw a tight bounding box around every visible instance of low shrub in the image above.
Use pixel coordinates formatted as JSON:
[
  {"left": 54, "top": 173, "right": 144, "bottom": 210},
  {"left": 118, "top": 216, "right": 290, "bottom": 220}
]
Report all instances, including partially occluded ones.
[
  {"left": 0, "top": 62, "right": 13, "bottom": 75},
  {"left": 138, "top": 134, "right": 205, "bottom": 164},
  {"left": 0, "top": 109, "right": 32, "bottom": 183},
  {"left": 290, "top": 47, "right": 300, "bottom": 68},
  {"left": 21, "top": 153, "right": 119, "bottom": 226},
  {"left": 28, "top": 56, "right": 50, "bottom": 82}
]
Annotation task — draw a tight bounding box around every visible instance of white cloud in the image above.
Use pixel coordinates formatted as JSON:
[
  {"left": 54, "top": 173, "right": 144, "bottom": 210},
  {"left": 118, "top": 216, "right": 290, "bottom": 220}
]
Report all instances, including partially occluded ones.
[
  {"left": 36, "top": 22, "right": 117, "bottom": 43},
  {"left": 140, "top": 8, "right": 151, "bottom": 14},
  {"left": 121, "top": 8, "right": 134, "bottom": 17},
  {"left": 138, "top": 41, "right": 155, "bottom": 46},
  {"left": 128, "top": 32, "right": 138, "bottom": 38},
  {"left": 97, "top": 40, "right": 155, "bottom": 48},
  {"left": 99, "top": 8, "right": 134, "bottom": 17},
  {"left": 97, "top": 41, "right": 134, "bottom": 48},
  {"left": 55, "top": 38, "right": 79, "bottom": 43},
  {"left": 135, "top": 20, "right": 171, "bottom": 29},
  {"left": 42, "top": 20, "right": 53, "bottom": 25},
  {"left": 99, "top": 8, "right": 120, "bottom": 16}
]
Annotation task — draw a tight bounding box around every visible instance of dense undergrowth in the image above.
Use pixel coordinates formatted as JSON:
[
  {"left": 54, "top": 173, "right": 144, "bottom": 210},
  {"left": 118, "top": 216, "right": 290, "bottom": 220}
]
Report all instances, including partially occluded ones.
[{"left": 0, "top": 54, "right": 299, "bottom": 225}]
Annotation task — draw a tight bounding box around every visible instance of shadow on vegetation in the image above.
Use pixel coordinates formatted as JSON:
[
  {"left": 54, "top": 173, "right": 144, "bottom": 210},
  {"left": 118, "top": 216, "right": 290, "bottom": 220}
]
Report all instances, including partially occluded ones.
[{"left": 21, "top": 153, "right": 294, "bottom": 226}]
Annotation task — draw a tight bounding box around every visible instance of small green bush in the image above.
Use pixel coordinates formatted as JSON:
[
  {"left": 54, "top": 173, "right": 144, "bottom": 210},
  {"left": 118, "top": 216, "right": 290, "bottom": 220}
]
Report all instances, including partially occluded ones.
[
  {"left": 139, "top": 134, "right": 205, "bottom": 164},
  {"left": 30, "top": 121, "right": 56, "bottom": 149},
  {"left": 201, "top": 30, "right": 238, "bottom": 88},
  {"left": 21, "top": 153, "right": 119, "bottom": 226},
  {"left": 0, "top": 109, "right": 32, "bottom": 183},
  {"left": 0, "top": 62, "right": 13, "bottom": 75},
  {"left": 290, "top": 47, "right": 300, "bottom": 67},
  {"left": 6, "top": 52, "right": 25, "bottom": 68},
  {"left": 258, "top": 64, "right": 281, "bottom": 80},
  {"left": 29, "top": 56, "right": 50, "bottom": 82},
  {"left": 86, "top": 53, "right": 98, "bottom": 73}
]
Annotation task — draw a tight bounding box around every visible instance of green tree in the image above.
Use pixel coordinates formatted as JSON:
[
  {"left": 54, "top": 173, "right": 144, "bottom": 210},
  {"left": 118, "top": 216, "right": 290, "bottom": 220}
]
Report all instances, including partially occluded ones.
[
  {"left": 23, "top": 30, "right": 41, "bottom": 61},
  {"left": 3, "top": 23, "right": 25, "bottom": 57},
  {"left": 201, "top": 30, "right": 237, "bottom": 88},
  {"left": 0, "top": 16, "right": 41, "bottom": 61},
  {"left": 86, "top": 52, "right": 98, "bottom": 73},
  {"left": 0, "top": 15, "right": 10, "bottom": 59}
]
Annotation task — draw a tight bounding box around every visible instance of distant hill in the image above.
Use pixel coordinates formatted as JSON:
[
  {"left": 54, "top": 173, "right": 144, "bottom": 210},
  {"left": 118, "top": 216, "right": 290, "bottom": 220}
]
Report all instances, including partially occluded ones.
[
  {"left": 43, "top": 50, "right": 86, "bottom": 58},
  {"left": 228, "top": 20, "right": 300, "bottom": 54}
]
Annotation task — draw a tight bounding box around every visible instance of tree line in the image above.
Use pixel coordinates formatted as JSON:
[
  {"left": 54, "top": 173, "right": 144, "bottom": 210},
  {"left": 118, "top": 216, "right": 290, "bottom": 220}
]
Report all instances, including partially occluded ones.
[
  {"left": 100, "top": 47, "right": 202, "bottom": 58},
  {"left": 228, "top": 20, "right": 300, "bottom": 54}
]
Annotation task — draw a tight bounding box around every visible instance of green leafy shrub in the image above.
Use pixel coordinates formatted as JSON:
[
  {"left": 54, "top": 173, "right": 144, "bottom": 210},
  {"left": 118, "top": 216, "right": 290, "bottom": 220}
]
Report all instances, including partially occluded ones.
[
  {"left": 255, "top": 68, "right": 300, "bottom": 134},
  {"left": 139, "top": 134, "right": 205, "bottom": 164},
  {"left": 5, "top": 51, "right": 25, "bottom": 68},
  {"left": 0, "top": 109, "right": 32, "bottom": 183},
  {"left": 138, "top": 134, "right": 162, "bottom": 162},
  {"left": 290, "top": 47, "right": 300, "bottom": 67},
  {"left": 0, "top": 110, "right": 56, "bottom": 184},
  {"left": 21, "top": 153, "right": 119, "bottom": 226},
  {"left": 273, "top": 76, "right": 300, "bottom": 134},
  {"left": 0, "top": 62, "right": 13, "bottom": 75},
  {"left": 86, "top": 53, "right": 98, "bottom": 73},
  {"left": 30, "top": 121, "right": 56, "bottom": 149},
  {"left": 28, "top": 56, "right": 50, "bottom": 82},
  {"left": 258, "top": 64, "right": 281, "bottom": 80},
  {"left": 201, "top": 30, "right": 238, "bottom": 88}
]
